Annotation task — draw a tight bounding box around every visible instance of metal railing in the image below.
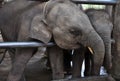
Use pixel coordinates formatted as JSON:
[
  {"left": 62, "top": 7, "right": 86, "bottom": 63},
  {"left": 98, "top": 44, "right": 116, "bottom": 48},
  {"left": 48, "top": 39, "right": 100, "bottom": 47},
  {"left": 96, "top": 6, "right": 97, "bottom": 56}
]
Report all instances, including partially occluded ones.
[{"left": 0, "top": 42, "right": 56, "bottom": 48}]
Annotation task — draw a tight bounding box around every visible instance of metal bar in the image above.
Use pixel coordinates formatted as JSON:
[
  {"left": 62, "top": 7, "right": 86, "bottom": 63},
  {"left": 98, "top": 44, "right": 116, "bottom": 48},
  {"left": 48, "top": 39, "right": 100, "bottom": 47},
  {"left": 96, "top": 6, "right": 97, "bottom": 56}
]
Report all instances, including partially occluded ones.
[
  {"left": 0, "top": 42, "right": 56, "bottom": 48},
  {"left": 72, "top": 0, "right": 118, "bottom": 5}
]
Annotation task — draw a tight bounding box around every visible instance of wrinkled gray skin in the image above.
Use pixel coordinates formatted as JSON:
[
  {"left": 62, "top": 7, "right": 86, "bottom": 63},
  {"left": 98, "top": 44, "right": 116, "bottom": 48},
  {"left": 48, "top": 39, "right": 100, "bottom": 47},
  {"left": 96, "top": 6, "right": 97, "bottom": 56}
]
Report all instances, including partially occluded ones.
[
  {"left": 72, "top": 9, "right": 113, "bottom": 78},
  {"left": 0, "top": 0, "right": 105, "bottom": 81},
  {"left": 85, "top": 9, "right": 113, "bottom": 74}
]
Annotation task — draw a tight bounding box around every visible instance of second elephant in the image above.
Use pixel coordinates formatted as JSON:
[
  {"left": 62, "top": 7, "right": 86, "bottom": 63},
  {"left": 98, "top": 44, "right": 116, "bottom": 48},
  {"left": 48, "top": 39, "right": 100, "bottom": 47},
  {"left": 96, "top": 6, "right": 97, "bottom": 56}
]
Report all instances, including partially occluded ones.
[
  {"left": 72, "top": 9, "right": 113, "bottom": 77},
  {"left": 86, "top": 9, "right": 113, "bottom": 72}
]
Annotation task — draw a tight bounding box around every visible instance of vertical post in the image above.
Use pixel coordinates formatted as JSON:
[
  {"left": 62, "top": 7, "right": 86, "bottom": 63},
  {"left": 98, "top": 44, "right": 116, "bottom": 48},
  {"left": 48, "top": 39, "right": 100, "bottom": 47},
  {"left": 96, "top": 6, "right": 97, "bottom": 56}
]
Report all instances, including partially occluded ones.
[{"left": 111, "top": 1, "right": 120, "bottom": 81}]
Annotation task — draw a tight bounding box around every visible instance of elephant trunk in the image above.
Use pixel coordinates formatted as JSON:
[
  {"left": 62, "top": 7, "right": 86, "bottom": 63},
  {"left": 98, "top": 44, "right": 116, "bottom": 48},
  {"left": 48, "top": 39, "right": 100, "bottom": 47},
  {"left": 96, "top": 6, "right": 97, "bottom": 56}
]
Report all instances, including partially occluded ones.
[
  {"left": 102, "top": 35, "right": 112, "bottom": 72},
  {"left": 84, "top": 31, "right": 105, "bottom": 75}
]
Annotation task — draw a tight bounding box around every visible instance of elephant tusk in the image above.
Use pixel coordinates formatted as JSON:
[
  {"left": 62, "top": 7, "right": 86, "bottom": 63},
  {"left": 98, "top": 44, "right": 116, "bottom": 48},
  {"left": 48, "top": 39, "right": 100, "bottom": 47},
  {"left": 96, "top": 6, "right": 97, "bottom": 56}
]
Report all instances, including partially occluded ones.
[{"left": 88, "top": 47, "right": 94, "bottom": 54}]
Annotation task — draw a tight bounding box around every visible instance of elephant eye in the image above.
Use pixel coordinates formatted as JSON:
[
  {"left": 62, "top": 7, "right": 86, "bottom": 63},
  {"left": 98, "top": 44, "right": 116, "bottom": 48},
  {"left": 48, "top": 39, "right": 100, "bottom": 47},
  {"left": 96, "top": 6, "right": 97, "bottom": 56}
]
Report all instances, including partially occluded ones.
[{"left": 69, "top": 28, "right": 82, "bottom": 36}]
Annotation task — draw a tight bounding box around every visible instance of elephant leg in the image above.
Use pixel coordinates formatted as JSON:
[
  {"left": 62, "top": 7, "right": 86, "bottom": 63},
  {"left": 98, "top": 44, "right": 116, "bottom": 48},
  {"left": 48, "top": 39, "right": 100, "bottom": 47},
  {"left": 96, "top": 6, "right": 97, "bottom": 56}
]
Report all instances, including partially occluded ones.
[
  {"left": 48, "top": 46, "right": 64, "bottom": 80},
  {"left": 72, "top": 47, "right": 85, "bottom": 78},
  {"left": 8, "top": 49, "right": 26, "bottom": 81},
  {"left": 84, "top": 48, "right": 92, "bottom": 76},
  {"left": 7, "top": 48, "right": 36, "bottom": 81}
]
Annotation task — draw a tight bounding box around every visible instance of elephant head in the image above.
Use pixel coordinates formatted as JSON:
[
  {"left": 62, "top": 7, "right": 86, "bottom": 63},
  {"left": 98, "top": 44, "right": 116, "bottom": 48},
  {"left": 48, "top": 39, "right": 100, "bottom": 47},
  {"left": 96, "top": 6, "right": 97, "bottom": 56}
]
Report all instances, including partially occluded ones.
[{"left": 30, "top": 0, "right": 105, "bottom": 75}]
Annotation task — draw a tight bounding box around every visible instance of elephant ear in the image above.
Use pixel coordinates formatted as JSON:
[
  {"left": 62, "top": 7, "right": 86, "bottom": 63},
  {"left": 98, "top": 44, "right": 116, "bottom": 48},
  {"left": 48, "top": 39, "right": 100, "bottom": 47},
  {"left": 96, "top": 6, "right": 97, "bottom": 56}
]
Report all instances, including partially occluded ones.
[{"left": 29, "top": 15, "right": 52, "bottom": 44}]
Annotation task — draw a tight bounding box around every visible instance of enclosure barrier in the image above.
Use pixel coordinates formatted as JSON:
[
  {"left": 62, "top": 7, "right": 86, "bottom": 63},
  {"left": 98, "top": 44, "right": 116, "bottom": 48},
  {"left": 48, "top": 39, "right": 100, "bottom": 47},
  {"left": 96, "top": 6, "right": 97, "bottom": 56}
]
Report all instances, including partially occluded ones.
[{"left": 0, "top": 42, "right": 56, "bottom": 48}]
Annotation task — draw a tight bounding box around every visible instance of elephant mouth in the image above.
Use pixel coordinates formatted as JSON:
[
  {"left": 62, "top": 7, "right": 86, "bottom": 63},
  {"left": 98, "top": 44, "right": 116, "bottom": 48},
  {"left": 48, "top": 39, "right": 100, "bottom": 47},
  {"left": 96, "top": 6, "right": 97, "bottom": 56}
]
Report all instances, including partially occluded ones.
[{"left": 54, "top": 38, "right": 81, "bottom": 49}]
